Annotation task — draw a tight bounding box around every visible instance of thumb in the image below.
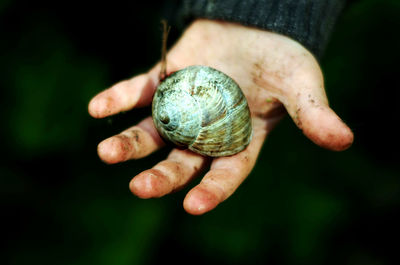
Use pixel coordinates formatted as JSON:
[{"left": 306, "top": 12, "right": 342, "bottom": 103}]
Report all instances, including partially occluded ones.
[{"left": 284, "top": 69, "right": 354, "bottom": 151}]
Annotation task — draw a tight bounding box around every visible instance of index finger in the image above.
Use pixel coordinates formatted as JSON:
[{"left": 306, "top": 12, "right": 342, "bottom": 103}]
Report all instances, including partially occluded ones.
[{"left": 88, "top": 73, "right": 158, "bottom": 118}]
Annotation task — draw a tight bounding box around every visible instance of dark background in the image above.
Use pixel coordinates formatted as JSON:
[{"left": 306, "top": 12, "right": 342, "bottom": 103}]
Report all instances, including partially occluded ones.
[{"left": 1, "top": 0, "right": 399, "bottom": 264}]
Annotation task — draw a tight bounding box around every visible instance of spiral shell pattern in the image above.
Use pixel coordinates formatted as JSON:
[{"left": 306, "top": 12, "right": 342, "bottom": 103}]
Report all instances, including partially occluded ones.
[{"left": 152, "top": 65, "right": 252, "bottom": 157}]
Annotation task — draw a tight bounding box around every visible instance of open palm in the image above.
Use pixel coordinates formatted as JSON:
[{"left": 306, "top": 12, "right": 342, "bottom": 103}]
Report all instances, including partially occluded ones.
[{"left": 88, "top": 19, "right": 353, "bottom": 215}]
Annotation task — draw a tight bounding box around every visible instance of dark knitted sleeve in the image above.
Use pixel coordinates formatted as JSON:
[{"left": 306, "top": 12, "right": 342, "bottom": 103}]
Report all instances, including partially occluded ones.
[{"left": 177, "top": 0, "right": 346, "bottom": 58}]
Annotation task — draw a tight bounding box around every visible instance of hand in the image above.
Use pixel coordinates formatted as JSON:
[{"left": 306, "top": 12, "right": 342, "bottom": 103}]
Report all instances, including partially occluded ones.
[{"left": 88, "top": 19, "right": 353, "bottom": 215}]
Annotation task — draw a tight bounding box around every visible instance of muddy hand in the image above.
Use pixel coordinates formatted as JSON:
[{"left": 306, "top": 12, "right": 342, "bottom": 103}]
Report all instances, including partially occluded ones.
[{"left": 88, "top": 19, "right": 353, "bottom": 215}]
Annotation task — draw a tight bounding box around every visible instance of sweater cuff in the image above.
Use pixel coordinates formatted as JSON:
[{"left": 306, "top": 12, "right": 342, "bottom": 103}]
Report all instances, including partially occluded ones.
[{"left": 178, "top": 0, "right": 346, "bottom": 58}]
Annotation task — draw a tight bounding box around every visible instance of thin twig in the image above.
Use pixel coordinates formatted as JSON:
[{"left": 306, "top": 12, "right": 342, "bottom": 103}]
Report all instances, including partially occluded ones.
[{"left": 159, "top": 19, "right": 171, "bottom": 81}]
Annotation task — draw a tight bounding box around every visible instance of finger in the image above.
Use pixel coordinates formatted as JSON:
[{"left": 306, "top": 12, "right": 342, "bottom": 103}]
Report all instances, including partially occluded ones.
[
  {"left": 97, "top": 117, "right": 164, "bottom": 163},
  {"left": 129, "top": 149, "right": 209, "bottom": 199},
  {"left": 88, "top": 73, "right": 157, "bottom": 118},
  {"left": 183, "top": 117, "right": 271, "bottom": 215},
  {"left": 88, "top": 58, "right": 183, "bottom": 119},
  {"left": 284, "top": 66, "right": 354, "bottom": 151}
]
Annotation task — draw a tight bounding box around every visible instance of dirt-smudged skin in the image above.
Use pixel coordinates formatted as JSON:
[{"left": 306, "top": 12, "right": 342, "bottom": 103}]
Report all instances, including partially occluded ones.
[{"left": 152, "top": 65, "right": 252, "bottom": 157}]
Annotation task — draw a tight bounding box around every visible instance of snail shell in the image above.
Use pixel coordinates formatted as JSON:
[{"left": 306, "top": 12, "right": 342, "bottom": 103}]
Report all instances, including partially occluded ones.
[{"left": 152, "top": 65, "right": 252, "bottom": 157}]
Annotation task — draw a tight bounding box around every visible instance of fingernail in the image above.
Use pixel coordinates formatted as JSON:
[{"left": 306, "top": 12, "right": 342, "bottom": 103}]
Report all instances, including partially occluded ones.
[
  {"left": 89, "top": 96, "right": 113, "bottom": 118},
  {"left": 197, "top": 204, "right": 206, "bottom": 212}
]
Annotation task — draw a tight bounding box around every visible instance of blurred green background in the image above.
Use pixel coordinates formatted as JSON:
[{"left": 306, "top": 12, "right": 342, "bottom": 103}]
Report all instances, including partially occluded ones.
[{"left": 1, "top": 0, "right": 399, "bottom": 264}]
